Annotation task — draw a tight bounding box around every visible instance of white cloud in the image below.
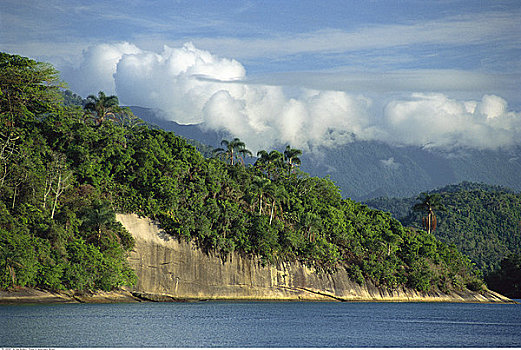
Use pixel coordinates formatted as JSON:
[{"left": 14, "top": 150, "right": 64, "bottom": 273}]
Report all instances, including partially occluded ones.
[
  {"left": 478, "top": 95, "right": 507, "bottom": 119},
  {"left": 63, "top": 42, "right": 521, "bottom": 152},
  {"left": 380, "top": 93, "right": 521, "bottom": 150},
  {"left": 70, "top": 42, "right": 370, "bottom": 151},
  {"left": 114, "top": 43, "right": 246, "bottom": 124},
  {"left": 62, "top": 42, "right": 142, "bottom": 96}
]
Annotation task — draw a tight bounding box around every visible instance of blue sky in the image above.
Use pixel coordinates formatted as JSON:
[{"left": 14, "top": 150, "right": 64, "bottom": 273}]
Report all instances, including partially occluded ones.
[{"left": 1, "top": 0, "right": 521, "bottom": 151}]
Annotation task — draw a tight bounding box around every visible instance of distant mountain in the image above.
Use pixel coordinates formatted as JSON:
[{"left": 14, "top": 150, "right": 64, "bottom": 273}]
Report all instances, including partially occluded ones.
[
  {"left": 365, "top": 182, "right": 521, "bottom": 273},
  {"left": 128, "top": 106, "right": 227, "bottom": 149},
  {"left": 129, "top": 106, "right": 521, "bottom": 200},
  {"left": 300, "top": 141, "right": 521, "bottom": 200},
  {"left": 128, "top": 106, "right": 227, "bottom": 157}
]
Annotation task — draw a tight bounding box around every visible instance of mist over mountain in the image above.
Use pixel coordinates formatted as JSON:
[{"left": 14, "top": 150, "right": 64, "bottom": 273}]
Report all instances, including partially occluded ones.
[{"left": 129, "top": 106, "right": 521, "bottom": 200}]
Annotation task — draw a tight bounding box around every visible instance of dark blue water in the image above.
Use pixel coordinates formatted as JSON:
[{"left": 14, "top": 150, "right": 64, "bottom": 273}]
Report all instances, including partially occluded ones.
[{"left": 1, "top": 301, "right": 521, "bottom": 347}]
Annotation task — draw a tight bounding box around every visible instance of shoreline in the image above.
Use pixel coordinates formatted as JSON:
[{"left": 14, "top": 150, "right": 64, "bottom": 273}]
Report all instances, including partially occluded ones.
[
  {"left": 0, "top": 287, "right": 515, "bottom": 305},
  {"left": 0, "top": 287, "right": 142, "bottom": 305}
]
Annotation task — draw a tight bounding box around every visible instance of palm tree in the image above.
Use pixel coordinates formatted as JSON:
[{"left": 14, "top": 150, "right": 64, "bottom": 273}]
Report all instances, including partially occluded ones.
[
  {"left": 255, "top": 149, "right": 284, "bottom": 179},
  {"left": 413, "top": 193, "right": 445, "bottom": 234},
  {"left": 214, "top": 137, "right": 252, "bottom": 165},
  {"left": 251, "top": 176, "right": 271, "bottom": 215},
  {"left": 83, "top": 91, "right": 122, "bottom": 126},
  {"left": 82, "top": 200, "right": 116, "bottom": 243},
  {"left": 264, "top": 183, "right": 288, "bottom": 225},
  {"left": 284, "top": 145, "right": 302, "bottom": 175}
]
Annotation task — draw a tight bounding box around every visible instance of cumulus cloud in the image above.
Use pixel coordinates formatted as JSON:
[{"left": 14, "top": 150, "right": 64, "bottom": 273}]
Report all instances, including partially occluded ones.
[
  {"left": 64, "top": 42, "right": 521, "bottom": 152},
  {"left": 114, "top": 43, "right": 246, "bottom": 124},
  {"left": 380, "top": 93, "right": 521, "bottom": 150},
  {"left": 62, "top": 42, "right": 142, "bottom": 96}
]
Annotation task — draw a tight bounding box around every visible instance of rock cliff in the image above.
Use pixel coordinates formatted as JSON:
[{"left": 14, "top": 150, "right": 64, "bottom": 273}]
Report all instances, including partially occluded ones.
[{"left": 118, "top": 213, "right": 512, "bottom": 303}]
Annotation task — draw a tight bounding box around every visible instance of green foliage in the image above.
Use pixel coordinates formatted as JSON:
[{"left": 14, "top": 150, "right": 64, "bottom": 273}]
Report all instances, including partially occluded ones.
[
  {"left": 61, "top": 89, "right": 85, "bottom": 107},
  {"left": 0, "top": 53, "right": 135, "bottom": 291},
  {"left": 213, "top": 137, "right": 252, "bottom": 165},
  {"left": 0, "top": 52, "right": 484, "bottom": 294},
  {"left": 366, "top": 182, "right": 521, "bottom": 274},
  {"left": 0, "top": 52, "right": 64, "bottom": 125}
]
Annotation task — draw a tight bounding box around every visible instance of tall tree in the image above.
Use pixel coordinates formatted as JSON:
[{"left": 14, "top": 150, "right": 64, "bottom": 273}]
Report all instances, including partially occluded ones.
[
  {"left": 83, "top": 91, "right": 122, "bottom": 126},
  {"left": 0, "top": 52, "right": 63, "bottom": 126},
  {"left": 264, "top": 182, "right": 288, "bottom": 225},
  {"left": 413, "top": 193, "right": 444, "bottom": 234},
  {"left": 251, "top": 176, "right": 271, "bottom": 215},
  {"left": 81, "top": 200, "right": 116, "bottom": 244},
  {"left": 284, "top": 145, "right": 302, "bottom": 175},
  {"left": 255, "top": 150, "right": 284, "bottom": 179},
  {"left": 214, "top": 138, "right": 252, "bottom": 165}
]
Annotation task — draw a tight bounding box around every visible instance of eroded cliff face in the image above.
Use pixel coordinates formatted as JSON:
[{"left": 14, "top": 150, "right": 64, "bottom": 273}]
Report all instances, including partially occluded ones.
[{"left": 117, "top": 214, "right": 511, "bottom": 303}]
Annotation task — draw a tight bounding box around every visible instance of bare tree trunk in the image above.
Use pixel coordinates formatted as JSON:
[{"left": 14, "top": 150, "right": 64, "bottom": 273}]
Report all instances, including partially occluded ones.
[
  {"left": 51, "top": 173, "right": 61, "bottom": 219},
  {"left": 0, "top": 132, "right": 20, "bottom": 186},
  {"left": 43, "top": 176, "right": 54, "bottom": 209},
  {"left": 49, "top": 156, "right": 72, "bottom": 219},
  {"left": 11, "top": 186, "right": 17, "bottom": 209},
  {"left": 269, "top": 201, "right": 275, "bottom": 225}
]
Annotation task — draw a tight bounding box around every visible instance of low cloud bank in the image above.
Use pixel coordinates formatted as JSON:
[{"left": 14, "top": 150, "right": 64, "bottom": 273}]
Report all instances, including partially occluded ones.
[{"left": 64, "top": 42, "right": 521, "bottom": 152}]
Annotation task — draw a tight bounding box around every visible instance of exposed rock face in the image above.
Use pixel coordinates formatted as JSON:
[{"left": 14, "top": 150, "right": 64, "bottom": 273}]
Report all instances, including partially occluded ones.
[{"left": 118, "top": 213, "right": 512, "bottom": 303}]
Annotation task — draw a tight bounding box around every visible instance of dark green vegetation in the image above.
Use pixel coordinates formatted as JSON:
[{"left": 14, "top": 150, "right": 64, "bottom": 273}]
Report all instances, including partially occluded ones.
[
  {"left": 1, "top": 53, "right": 484, "bottom": 294},
  {"left": 366, "top": 182, "right": 521, "bottom": 297},
  {"left": 486, "top": 254, "right": 521, "bottom": 299}
]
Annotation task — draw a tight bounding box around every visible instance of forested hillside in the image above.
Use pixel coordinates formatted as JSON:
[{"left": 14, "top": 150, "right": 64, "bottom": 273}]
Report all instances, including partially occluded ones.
[
  {"left": 0, "top": 53, "right": 484, "bottom": 294},
  {"left": 365, "top": 182, "right": 521, "bottom": 274}
]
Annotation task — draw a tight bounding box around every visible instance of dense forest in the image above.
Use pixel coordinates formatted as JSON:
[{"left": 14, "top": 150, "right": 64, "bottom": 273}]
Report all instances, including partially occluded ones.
[
  {"left": 365, "top": 182, "right": 521, "bottom": 297},
  {"left": 365, "top": 182, "right": 521, "bottom": 273},
  {"left": 0, "top": 52, "right": 484, "bottom": 294}
]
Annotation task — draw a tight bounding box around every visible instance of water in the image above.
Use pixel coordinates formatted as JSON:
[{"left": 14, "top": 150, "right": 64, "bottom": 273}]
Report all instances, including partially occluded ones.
[{"left": 2, "top": 301, "right": 521, "bottom": 347}]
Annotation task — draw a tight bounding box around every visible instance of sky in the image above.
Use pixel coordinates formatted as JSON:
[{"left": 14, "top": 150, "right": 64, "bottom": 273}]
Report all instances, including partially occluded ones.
[{"left": 1, "top": 0, "right": 521, "bottom": 152}]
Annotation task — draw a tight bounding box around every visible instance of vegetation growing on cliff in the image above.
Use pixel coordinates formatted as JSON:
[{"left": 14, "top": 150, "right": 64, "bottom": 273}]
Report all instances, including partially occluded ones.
[{"left": 0, "top": 53, "right": 483, "bottom": 294}]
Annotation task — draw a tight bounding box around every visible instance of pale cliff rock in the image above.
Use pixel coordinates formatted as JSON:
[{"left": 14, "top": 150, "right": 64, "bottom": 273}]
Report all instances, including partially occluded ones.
[{"left": 118, "top": 213, "right": 512, "bottom": 303}]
